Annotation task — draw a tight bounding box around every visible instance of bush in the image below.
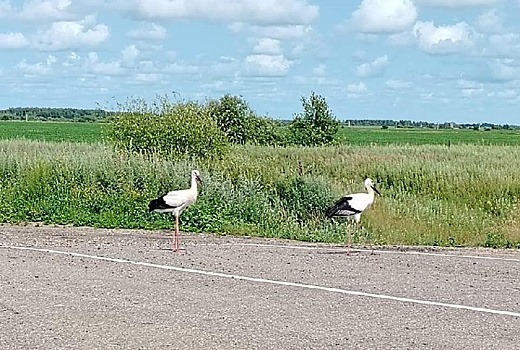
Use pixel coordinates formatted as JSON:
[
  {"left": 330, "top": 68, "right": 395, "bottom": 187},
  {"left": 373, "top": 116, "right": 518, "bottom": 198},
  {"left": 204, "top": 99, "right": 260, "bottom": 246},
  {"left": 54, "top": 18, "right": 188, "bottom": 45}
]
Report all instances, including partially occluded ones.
[
  {"left": 288, "top": 92, "right": 339, "bottom": 146},
  {"left": 246, "top": 116, "right": 285, "bottom": 146},
  {"left": 206, "top": 94, "right": 286, "bottom": 146},
  {"left": 206, "top": 94, "right": 254, "bottom": 145},
  {"left": 274, "top": 175, "right": 333, "bottom": 221},
  {"left": 108, "top": 96, "right": 228, "bottom": 160}
]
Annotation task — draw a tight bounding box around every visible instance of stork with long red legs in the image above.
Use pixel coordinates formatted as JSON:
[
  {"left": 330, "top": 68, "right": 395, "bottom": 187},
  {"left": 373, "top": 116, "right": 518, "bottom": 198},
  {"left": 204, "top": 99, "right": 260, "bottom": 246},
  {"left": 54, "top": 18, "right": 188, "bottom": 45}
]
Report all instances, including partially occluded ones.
[
  {"left": 326, "top": 178, "right": 380, "bottom": 255},
  {"left": 148, "top": 170, "right": 203, "bottom": 252}
]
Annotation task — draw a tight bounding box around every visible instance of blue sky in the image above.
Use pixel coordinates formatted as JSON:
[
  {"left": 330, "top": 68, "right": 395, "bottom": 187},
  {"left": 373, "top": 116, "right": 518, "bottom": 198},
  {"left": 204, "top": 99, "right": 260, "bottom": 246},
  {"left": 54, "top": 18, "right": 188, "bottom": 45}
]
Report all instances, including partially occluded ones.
[{"left": 1, "top": 0, "right": 520, "bottom": 124}]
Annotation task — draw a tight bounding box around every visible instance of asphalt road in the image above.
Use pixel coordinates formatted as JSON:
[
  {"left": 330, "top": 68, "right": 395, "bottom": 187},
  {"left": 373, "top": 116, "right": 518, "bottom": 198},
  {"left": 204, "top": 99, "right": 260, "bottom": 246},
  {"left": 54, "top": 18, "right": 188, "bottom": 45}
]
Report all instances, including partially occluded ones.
[{"left": 1, "top": 224, "right": 519, "bottom": 349}]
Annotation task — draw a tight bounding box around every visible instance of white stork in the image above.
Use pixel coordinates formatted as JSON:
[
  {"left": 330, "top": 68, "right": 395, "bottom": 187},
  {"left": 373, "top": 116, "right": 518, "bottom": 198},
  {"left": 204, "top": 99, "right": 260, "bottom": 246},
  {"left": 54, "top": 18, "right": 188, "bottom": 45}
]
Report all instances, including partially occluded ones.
[
  {"left": 148, "top": 170, "right": 203, "bottom": 252},
  {"left": 326, "top": 178, "right": 380, "bottom": 255}
]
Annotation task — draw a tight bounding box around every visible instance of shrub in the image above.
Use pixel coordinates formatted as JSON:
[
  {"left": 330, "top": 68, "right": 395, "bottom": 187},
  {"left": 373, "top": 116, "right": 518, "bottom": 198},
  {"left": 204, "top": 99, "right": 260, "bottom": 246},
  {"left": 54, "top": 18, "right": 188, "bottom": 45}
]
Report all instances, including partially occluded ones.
[
  {"left": 108, "top": 96, "right": 228, "bottom": 161},
  {"left": 206, "top": 94, "right": 286, "bottom": 146},
  {"left": 206, "top": 94, "right": 254, "bottom": 145},
  {"left": 274, "top": 175, "right": 333, "bottom": 221},
  {"left": 288, "top": 92, "right": 339, "bottom": 146},
  {"left": 246, "top": 115, "right": 285, "bottom": 146}
]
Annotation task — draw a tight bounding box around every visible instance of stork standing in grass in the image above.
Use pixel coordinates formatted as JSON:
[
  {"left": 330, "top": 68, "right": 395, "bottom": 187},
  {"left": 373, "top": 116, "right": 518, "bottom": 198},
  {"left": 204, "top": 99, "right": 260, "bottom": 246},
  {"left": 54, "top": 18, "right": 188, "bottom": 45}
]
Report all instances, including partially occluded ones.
[
  {"left": 326, "top": 178, "right": 380, "bottom": 255},
  {"left": 148, "top": 170, "right": 203, "bottom": 252}
]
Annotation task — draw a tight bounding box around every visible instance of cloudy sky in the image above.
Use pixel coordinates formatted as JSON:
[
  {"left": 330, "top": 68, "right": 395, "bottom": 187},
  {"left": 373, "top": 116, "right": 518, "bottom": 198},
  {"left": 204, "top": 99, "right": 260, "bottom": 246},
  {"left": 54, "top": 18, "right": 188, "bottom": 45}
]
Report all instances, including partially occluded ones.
[{"left": 1, "top": 0, "right": 520, "bottom": 123}]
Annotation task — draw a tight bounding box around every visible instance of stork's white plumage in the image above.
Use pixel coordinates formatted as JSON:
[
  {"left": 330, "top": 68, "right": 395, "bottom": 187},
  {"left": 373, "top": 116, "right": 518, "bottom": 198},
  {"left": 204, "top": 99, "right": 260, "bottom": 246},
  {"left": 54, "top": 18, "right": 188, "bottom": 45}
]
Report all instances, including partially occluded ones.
[
  {"left": 148, "top": 170, "right": 203, "bottom": 252},
  {"left": 326, "top": 178, "right": 380, "bottom": 255}
]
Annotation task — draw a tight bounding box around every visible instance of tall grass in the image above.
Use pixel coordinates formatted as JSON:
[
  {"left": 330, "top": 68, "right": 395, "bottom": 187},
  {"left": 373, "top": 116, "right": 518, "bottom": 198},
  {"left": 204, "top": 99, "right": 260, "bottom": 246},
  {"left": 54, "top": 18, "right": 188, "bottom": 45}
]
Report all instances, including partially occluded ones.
[{"left": 1, "top": 140, "right": 519, "bottom": 247}]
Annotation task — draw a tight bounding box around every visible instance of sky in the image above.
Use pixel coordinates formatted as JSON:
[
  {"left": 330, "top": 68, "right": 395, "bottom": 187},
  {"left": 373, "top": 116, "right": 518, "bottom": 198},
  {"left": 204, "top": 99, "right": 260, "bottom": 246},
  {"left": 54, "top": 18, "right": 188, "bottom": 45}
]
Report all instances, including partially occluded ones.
[{"left": 1, "top": 1, "right": 520, "bottom": 124}]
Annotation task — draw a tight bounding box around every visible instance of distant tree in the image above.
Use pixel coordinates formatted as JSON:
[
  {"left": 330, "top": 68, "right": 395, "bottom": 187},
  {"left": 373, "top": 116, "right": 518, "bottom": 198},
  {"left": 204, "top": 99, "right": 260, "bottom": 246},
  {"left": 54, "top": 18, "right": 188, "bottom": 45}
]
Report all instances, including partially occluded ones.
[{"left": 288, "top": 92, "right": 339, "bottom": 146}]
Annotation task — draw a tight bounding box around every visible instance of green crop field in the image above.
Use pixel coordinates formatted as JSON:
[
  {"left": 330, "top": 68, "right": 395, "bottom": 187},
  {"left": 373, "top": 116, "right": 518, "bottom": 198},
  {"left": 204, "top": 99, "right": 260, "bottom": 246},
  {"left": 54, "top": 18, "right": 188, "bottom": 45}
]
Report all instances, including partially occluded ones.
[
  {"left": 336, "top": 126, "right": 520, "bottom": 146},
  {"left": 0, "top": 121, "right": 103, "bottom": 143},
  {"left": 2, "top": 121, "right": 520, "bottom": 146}
]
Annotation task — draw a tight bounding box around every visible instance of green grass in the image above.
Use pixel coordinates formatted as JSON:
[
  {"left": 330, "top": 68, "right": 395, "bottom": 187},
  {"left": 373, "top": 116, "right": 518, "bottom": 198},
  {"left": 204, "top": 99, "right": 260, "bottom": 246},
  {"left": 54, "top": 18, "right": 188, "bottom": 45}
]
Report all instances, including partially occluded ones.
[
  {"left": 336, "top": 126, "right": 520, "bottom": 146},
  {"left": 0, "top": 120, "right": 103, "bottom": 143},
  {"left": 1, "top": 139, "right": 519, "bottom": 248}
]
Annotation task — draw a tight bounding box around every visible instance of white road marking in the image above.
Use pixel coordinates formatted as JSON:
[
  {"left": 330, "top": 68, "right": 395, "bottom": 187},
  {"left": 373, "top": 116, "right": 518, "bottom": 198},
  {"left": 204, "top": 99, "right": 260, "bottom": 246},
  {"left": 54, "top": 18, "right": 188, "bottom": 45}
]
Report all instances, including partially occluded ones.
[
  {"left": 2, "top": 245, "right": 520, "bottom": 318},
  {"left": 203, "top": 242, "right": 520, "bottom": 263}
]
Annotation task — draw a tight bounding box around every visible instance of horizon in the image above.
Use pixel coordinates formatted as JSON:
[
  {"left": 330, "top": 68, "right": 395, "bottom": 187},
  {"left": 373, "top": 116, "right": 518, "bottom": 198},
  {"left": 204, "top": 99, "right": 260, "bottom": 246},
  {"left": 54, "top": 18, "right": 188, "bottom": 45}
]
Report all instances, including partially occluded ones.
[{"left": 1, "top": 1, "right": 520, "bottom": 124}]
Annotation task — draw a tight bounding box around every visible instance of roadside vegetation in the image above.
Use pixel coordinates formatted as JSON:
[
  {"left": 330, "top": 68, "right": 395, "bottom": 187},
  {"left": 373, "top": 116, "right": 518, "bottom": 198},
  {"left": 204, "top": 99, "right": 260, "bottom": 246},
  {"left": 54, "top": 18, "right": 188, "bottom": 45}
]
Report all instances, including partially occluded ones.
[{"left": 1, "top": 93, "right": 519, "bottom": 248}]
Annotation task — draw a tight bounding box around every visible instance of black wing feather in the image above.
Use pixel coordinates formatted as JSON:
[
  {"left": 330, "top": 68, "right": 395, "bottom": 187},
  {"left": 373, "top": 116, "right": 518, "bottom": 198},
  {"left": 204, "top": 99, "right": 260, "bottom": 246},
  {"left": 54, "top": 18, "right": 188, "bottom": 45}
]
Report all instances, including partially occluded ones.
[
  {"left": 148, "top": 196, "right": 178, "bottom": 212},
  {"left": 325, "top": 196, "right": 362, "bottom": 218}
]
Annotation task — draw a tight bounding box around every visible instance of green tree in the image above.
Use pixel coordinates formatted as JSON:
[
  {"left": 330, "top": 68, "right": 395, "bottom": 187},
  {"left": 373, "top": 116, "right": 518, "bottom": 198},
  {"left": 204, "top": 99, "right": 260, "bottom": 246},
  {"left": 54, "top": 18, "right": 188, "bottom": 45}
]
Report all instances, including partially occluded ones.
[
  {"left": 206, "top": 95, "right": 254, "bottom": 145},
  {"left": 288, "top": 92, "right": 339, "bottom": 146}
]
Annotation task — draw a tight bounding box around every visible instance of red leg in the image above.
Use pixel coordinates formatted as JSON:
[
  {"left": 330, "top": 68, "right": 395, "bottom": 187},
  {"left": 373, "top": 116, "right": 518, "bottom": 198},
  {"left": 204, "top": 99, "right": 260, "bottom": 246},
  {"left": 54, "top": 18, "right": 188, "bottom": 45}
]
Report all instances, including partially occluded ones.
[
  {"left": 172, "top": 215, "right": 178, "bottom": 252},
  {"left": 175, "top": 214, "right": 180, "bottom": 252},
  {"left": 346, "top": 223, "right": 351, "bottom": 256}
]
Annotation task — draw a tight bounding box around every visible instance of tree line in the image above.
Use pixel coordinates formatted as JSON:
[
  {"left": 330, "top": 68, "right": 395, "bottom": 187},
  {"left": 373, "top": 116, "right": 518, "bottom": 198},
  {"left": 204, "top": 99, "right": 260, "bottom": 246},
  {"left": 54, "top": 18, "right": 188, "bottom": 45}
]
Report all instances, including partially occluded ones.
[{"left": 0, "top": 107, "right": 111, "bottom": 122}]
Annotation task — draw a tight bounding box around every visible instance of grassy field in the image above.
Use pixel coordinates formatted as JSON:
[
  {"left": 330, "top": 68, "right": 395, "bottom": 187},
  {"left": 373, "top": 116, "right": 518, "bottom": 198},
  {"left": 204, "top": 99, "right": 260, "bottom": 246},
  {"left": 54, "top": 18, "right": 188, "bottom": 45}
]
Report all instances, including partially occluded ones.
[
  {"left": 0, "top": 120, "right": 103, "bottom": 143},
  {"left": 0, "top": 139, "right": 519, "bottom": 248},
  {"left": 3, "top": 120, "right": 520, "bottom": 146},
  {"left": 337, "top": 126, "right": 520, "bottom": 146}
]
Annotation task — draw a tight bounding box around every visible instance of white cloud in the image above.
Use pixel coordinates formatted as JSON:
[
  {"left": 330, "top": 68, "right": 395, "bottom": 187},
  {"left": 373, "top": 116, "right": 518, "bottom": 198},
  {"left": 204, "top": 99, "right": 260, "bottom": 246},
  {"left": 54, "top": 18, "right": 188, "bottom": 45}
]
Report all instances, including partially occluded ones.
[
  {"left": 252, "top": 38, "right": 282, "bottom": 54},
  {"left": 138, "top": 60, "right": 155, "bottom": 71},
  {"left": 0, "top": 0, "right": 74, "bottom": 21},
  {"left": 351, "top": 0, "right": 417, "bottom": 33},
  {"left": 62, "top": 51, "right": 81, "bottom": 67},
  {"left": 134, "top": 0, "right": 319, "bottom": 25},
  {"left": 0, "top": 32, "right": 29, "bottom": 49},
  {"left": 86, "top": 52, "right": 122, "bottom": 75},
  {"left": 245, "top": 54, "right": 293, "bottom": 76},
  {"left": 164, "top": 62, "right": 199, "bottom": 74},
  {"left": 312, "top": 63, "right": 326, "bottom": 76},
  {"left": 135, "top": 73, "right": 161, "bottom": 82},
  {"left": 490, "top": 59, "right": 520, "bottom": 80},
  {"left": 122, "top": 45, "right": 140, "bottom": 67},
  {"left": 20, "top": 0, "right": 73, "bottom": 21},
  {"left": 413, "top": 21, "right": 474, "bottom": 54},
  {"left": 68, "top": 51, "right": 80, "bottom": 60},
  {"left": 491, "top": 89, "right": 517, "bottom": 98},
  {"left": 33, "top": 16, "right": 110, "bottom": 51},
  {"left": 475, "top": 9, "right": 503, "bottom": 33},
  {"left": 389, "top": 31, "right": 416, "bottom": 46},
  {"left": 128, "top": 22, "right": 167, "bottom": 40},
  {"left": 229, "top": 23, "right": 313, "bottom": 40},
  {"left": 421, "top": 92, "right": 434, "bottom": 100},
  {"left": 457, "top": 79, "right": 483, "bottom": 89},
  {"left": 414, "top": 0, "right": 500, "bottom": 7},
  {"left": 16, "top": 55, "right": 57, "bottom": 75},
  {"left": 386, "top": 79, "right": 413, "bottom": 89},
  {"left": 487, "top": 33, "right": 520, "bottom": 57},
  {"left": 355, "top": 55, "right": 389, "bottom": 77},
  {"left": 346, "top": 81, "right": 368, "bottom": 93},
  {"left": 0, "top": 1, "right": 13, "bottom": 15},
  {"left": 461, "top": 88, "right": 484, "bottom": 97}
]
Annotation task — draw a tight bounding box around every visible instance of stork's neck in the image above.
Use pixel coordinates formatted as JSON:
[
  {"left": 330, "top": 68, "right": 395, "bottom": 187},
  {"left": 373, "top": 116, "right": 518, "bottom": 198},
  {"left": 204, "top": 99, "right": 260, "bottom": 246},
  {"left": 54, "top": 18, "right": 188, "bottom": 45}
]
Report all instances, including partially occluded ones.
[
  {"left": 366, "top": 185, "right": 375, "bottom": 196},
  {"left": 190, "top": 175, "right": 198, "bottom": 190}
]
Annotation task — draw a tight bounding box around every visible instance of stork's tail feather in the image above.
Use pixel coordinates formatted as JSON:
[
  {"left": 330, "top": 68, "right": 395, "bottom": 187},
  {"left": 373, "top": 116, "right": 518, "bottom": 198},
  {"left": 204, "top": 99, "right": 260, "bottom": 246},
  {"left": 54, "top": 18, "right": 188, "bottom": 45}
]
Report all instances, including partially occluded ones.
[
  {"left": 148, "top": 199, "right": 159, "bottom": 212},
  {"left": 325, "top": 203, "right": 340, "bottom": 218},
  {"left": 148, "top": 197, "right": 167, "bottom": 212}
]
